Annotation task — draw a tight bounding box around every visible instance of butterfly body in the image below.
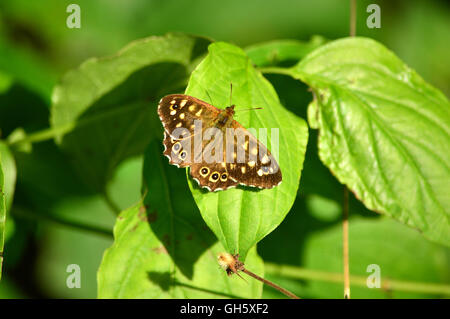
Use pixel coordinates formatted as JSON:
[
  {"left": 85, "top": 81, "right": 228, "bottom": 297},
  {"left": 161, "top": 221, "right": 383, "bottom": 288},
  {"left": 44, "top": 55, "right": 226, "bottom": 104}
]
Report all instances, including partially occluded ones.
[
  {"left": 157, "top": 94, "right": 282, "bottom": 191},
  {"left": 214, "top": 105, "right": 235, "bottom": 128}
]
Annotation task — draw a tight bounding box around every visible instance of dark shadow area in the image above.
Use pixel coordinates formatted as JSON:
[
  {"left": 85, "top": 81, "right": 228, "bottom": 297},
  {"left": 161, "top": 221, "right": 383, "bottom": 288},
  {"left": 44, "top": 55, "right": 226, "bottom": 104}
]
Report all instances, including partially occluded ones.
[
  {"left": 147, "top": 272, "right": 242, "bottom": 298},
  {"left": 60, "top": 62, "right": 189, "bottom": 192},
  {"left": 142, "top": 141, "right": 217, "bottom": 280},
  {"left": 0, "top": 83, "right": 49, "bottom": 137}
]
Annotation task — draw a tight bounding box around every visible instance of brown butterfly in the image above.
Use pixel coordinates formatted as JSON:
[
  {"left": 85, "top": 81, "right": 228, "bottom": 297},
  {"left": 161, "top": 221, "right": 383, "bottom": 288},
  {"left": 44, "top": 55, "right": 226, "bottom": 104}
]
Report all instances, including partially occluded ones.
[{"left": 157, "top": 93, "right": 282, "bottom": 191}]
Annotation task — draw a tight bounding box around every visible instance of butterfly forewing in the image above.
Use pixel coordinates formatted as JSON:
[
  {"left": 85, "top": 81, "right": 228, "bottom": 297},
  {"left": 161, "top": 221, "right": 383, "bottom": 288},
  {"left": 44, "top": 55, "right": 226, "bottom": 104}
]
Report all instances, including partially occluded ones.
[{"left": 158, "top": 94, "right": 219, "bottom": 138}]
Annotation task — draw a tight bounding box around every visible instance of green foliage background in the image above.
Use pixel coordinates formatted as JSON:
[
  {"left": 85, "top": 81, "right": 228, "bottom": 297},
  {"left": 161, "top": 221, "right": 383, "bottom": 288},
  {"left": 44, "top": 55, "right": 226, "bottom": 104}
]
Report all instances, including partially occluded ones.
[{"left": 0, "top": 0, "right": 449, "bottom": 298}]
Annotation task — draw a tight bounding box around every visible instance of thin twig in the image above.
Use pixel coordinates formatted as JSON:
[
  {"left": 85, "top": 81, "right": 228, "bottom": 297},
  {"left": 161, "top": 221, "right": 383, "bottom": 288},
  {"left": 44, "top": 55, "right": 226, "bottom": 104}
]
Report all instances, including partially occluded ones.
[
  {"left": 350, "top": 0, "right": 357, "bottom": 37},
  {"left": 342, "top": 0, "right": 357, "bottom": 299},
  {"left": 242, "top": 268, "right": 300, "bottom": 299},
  {"left": 264, "top": 263, "right": 450, "bottom": 296},
  {"left": 343, "top": 187, "right": 350, "bottom": 299},
  {"left": 217, "top": 253, "right": 300, "bottom": 299}
]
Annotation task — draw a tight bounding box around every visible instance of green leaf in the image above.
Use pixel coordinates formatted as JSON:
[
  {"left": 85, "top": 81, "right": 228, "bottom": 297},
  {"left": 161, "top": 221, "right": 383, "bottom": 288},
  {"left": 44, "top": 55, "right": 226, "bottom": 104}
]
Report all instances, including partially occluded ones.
[
  {"left": 246, "top": 36, "right": 326, "bottom": 67},
  {"left": 0, "top": 38, "right": 56, "bottom": 102},
  {"left": 185, "top": 42, "right": 308, "bottom": 260},
  {"left": 267, "top": 37, "right": 450, "bottom": 246},
  {"left": 0, "top": 141, "right": 16, "bottom": 281},
  {"left": 50, "top": 33, "right": 210, "bottom": 192},
  {"left": 98, "top": 141, "right": 263, "bottom": 298},
  {"left": 0, "top": 149, "right": 6, "bottom": 280},
  {"left": 0, "top": 142, "right": 16, "bottom": 212}
]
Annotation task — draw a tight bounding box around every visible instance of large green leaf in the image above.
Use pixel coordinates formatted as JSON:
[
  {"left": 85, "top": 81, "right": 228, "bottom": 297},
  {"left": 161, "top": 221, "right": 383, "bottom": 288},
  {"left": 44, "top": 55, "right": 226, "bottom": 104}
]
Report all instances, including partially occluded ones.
[
  {"left": 97, "top": 141, "right": 263, "bottom": 298},
  {"left": 260, "top": 139, "right": 449, "bottom": 299},
  {"left": 265, "top": 37, "right": 450, "bottom": 246},
  {"left": 185, "top": 42, "right": 308, "bottom": 260},
  {"left": 0, "top": 142, "right": 16, "bottom": 212},
  {"left": 50, "top": 33, "right": 210, "bottom": 192},
  {"left": 0, "top": 150, "right": 5, "bottom": 280}
]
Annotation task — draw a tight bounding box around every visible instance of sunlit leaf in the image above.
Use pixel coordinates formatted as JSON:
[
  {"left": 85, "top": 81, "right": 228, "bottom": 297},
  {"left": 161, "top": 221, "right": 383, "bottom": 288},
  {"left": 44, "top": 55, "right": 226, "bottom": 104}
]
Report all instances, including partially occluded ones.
[
  {"left": 267, "top": 37, "right": 450, "bottom": 246},
  {"left": 185, "top": 42, "right": 308, "bottom": 260},
  {"left": 98, "top": 141, "right": 263, "bottom": 298},
  {"left": 0, "top": 142, "right": 16, "bottom": 212},
  {"left": 0, "top": 149, "right": 6, "bottom": 280}
]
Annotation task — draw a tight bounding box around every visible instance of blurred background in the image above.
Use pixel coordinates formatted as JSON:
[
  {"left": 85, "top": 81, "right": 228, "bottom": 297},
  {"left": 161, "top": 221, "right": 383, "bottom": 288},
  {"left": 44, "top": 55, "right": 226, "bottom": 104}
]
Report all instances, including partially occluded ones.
[{"left": 0, "top": 0, "right": 449, "bottom": 298}]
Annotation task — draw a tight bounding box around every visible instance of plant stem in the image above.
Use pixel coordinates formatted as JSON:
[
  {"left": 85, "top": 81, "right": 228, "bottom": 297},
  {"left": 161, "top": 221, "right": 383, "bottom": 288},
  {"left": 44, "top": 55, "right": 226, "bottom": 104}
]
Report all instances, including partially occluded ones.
[
  {"left": 8, "top": 122, "right": 75, "bottom": 147},
  {"left": 12, "top": 206, "right": 113, "bottom": 238},
  {"left": 342, "top": 0, "right": 357, "bottom": 299},
  {"left": 258, "top": 67, "right": 293, "bottom": 76},
  {"left": 7, "top": 102, "right": 145, "bottom": 147},
  {"left": 350, "top": 0, "right": 357, "bottom": 37},
  {"left": 343, "top": 187, "right": 350, "bottom": 299},
  {"left": 264, "top": 263, "right": 450, "bottom": 296},
  {"left": 242, "top": 268, "right": 300, "bottom": 299}
]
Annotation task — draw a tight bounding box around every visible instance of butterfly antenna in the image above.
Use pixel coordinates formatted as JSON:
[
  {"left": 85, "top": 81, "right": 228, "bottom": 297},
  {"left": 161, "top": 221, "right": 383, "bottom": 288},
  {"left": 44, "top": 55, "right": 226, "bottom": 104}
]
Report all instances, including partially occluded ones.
[
  {"left": 236, "top": 107, "right": 263, "bottom": 113},
  {"left": 229, "top": 82, "right": 233, "bottom": 106}
]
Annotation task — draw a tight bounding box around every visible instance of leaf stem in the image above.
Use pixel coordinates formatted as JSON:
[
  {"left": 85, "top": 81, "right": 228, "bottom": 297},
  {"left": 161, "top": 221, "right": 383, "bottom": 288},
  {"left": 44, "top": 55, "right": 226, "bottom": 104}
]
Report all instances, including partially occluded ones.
[
  {"left": 258, "top": 66, "right": 294, "bottom": 76},
  {"left": 343, "top": 0, "right": 357, "bottom": 299},
  {"left": 264, "top": 263, "right": 450, "bottom": 296},
  {"left": 242, "top": 268, "right": 300, "bottom": 299},
  {"left": 343, "top": 186, "right": 350, "bottom": 299},
  {"left": 12, "top": 206, "right": 113, "bottom": 238},
  {"left": 8, "top": 122, "right": 75, "bottom": 147},
  {"left": 7, "top": 101, "right": 145, "bottom": 148},
  {"left": 350, "top": 0, "right": 357, "bottom": 37}
]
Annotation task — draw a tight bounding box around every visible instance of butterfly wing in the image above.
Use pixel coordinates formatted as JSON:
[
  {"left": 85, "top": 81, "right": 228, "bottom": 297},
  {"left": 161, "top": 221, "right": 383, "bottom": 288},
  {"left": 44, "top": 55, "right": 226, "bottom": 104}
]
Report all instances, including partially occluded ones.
[
  {"left": 158, "top": 94, "right": 282, "bottom": 191},
  {"left": 225, "top": 120, "right": 282, "bottom": 189},
  {"left": 162, "top": 131, "right": 194, "bottom": 168},
  {"left": 190, "top": 162, "right": 238, "bottom": 191},
  {"left": 188, "top": 120, "right": 282, "bottom": 191},
  {"left": 158, "top": 94, "right": 219, "bottom": 138}
]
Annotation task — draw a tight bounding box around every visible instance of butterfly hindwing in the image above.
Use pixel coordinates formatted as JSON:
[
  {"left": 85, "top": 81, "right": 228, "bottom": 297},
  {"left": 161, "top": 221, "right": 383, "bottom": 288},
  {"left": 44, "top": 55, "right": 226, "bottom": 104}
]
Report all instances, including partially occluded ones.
[
  {"left": 163, "top": 131, "right": 196, "bottom": 168},
  {"left": 225, "top": 121, "right": 282, "bottom": 189},
  {"left": 190, "top": 162, "right": 238, "bottom": 191}
]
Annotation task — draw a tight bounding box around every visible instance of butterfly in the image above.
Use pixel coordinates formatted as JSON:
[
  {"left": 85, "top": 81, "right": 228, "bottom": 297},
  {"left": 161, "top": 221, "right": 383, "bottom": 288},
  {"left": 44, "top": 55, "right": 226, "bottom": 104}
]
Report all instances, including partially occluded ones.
[{"left": 157, "top": 93, "right": 282, "bottom": 191}]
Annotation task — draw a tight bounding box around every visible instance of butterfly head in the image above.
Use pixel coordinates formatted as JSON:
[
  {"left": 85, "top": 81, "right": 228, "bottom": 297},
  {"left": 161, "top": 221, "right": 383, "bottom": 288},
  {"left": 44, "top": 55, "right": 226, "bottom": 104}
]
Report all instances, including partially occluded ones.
[{"left": 225, "top": 105, "right": 236, "bottom": 116}]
